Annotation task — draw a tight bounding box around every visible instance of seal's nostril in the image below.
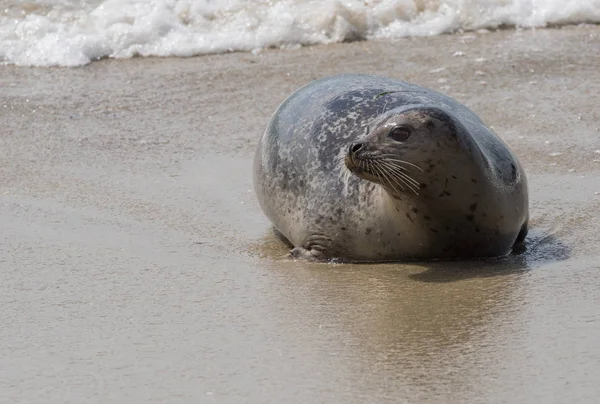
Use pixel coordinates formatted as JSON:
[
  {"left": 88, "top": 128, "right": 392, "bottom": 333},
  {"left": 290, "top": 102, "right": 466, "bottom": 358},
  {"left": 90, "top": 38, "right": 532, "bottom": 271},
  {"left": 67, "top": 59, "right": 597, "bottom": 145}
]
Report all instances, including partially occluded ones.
[{"left": 350, "top": 143, "right": 363, "bottom": 154}]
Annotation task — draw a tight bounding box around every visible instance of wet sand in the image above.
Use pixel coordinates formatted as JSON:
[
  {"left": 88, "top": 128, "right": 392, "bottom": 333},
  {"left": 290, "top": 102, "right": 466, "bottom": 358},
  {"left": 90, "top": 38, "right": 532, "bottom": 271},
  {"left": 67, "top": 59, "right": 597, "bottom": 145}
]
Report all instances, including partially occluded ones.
[{"left": 2, "top": 25, "right": 600, "bottom": 403}]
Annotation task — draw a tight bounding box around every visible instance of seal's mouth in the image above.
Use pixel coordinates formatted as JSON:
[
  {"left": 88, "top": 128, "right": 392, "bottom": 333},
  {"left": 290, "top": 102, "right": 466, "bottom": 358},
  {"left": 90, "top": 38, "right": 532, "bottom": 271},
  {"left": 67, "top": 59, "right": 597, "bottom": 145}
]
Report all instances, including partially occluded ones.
[
  {"left": 344, "top": 154, "right": 360, "bottom": 172},
  {"left": 344, "top": 142, "right": 374, "bottom": 175},
  {"left": 345, "top": 153, "right": 385, "bottom": 183},
  {"left": 344, "top": 148, "right": 424, "bottom": 195}
]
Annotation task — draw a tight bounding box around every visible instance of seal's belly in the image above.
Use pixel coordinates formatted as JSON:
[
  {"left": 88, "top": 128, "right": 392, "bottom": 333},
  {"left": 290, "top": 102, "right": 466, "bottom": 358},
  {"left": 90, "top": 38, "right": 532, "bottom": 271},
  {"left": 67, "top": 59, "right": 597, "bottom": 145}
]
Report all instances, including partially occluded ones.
[{"left": 284, "top": 177, "right": 433, "bottom": 261}]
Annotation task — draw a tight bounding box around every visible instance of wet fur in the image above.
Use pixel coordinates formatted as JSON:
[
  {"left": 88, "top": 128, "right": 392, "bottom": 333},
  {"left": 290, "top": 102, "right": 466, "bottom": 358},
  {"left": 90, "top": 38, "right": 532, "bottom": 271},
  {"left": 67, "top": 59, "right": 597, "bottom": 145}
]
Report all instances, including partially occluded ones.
[{"left": 253, "top": 74, "right": 529, "bottom": 262}]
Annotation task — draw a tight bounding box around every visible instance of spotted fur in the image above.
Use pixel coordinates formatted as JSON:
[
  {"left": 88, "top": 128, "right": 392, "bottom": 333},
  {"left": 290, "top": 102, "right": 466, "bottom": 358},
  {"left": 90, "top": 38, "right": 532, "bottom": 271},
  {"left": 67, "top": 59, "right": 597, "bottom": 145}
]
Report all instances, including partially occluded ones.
[{"left": 253, "top": 74, "right": 529, "bottom": 261}]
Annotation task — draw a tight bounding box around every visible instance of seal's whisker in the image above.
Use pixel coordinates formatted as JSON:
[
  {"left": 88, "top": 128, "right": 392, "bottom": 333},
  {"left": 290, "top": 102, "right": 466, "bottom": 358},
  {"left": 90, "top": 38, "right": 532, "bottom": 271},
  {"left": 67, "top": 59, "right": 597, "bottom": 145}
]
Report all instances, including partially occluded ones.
[
  {"left": 383, "top": 166, "right": 420, "bottom": 195},
  {"left": 374, "top": 161, "right": 409, "bottom": 195},
  {"left": 384, "top": 161, "right": 425, "bottom": 174},
  {"left": 391, "top": 169, "right": 421, "bottom": 192},
  {"left": 379, "top": 161, "right": 422, "bottom": 190},
  {"left": 378, "top": 155, "right": 425, "bottom": 172},
  {"left": 374, "top": 164, "right": 403, "bottom": 195},
  {"left": 384, "top": 159, "right": 423, "bottom": 172},
  {"left": 390, "top": 171, "right": 421, "bottom": 195},
  {"left": 377, "top": 158, "right": 424, "bottom": 192},
  {"left": 379, "top": 159, "right": 418, "bottom": 180},
  {"left": 359, "top": 156, "right": 421, "bottom": 195},
  {"left": 371, "top": 162, "right": 395, "bottom": 194},
  {"left": 388, "top": 170, "right": 412, "bottom": 195},
  {"left": 383, "top": 167, "right": 420, "bottom": 195},
  {"left": 364, "top": 159, "right": 373, "bottom": 178},
  {"left": 379, "top": 162, "right": 411, "bottom": 172},
  {"left": 386, "top": 173, "right": 417, "bottom": 195},
  {"left": 370, "top": 162, "right": 387, "bottom": 186}
]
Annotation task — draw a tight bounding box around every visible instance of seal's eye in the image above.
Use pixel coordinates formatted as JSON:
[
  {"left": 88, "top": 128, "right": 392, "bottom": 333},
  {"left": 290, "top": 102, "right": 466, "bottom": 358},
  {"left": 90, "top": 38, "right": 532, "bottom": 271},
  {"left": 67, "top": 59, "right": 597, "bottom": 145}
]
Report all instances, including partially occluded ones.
[{"left": 389, "top": 126, "right": 411, "bottom": 142}]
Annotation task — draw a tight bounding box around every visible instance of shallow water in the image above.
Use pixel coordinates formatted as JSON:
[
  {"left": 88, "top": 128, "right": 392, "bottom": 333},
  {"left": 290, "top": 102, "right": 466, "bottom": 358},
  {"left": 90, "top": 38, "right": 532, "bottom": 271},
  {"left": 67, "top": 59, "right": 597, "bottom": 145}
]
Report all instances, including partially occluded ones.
[
  {"left": 1, "top": 26, "right": 600, "bottom": 403},
  {"left": 2, "top": 0, "right": 600, "bottom": 66}
]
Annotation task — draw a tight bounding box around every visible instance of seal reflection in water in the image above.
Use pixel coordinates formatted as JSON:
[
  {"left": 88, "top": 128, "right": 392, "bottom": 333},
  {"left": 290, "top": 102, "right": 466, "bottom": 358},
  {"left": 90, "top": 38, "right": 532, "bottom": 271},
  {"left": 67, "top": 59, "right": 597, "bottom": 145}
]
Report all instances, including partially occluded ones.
[{"left": 254, "top": 74, "right": 528, "bottom": 262}]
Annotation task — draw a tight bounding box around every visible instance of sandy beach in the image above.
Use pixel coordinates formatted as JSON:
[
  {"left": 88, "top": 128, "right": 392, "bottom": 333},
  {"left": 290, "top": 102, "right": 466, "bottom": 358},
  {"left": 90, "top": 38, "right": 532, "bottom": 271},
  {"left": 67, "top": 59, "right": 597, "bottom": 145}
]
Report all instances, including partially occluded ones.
[{"left": 2, "top": 25, "right": 600, "bottom": 403}]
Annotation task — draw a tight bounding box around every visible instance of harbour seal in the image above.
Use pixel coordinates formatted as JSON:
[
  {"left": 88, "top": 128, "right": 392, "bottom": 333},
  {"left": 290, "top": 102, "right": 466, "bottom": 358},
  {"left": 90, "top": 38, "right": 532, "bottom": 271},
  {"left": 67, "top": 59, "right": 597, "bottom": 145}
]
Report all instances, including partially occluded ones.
[{"left": 253, "top": 74, "right": 528, "bottom": 262}]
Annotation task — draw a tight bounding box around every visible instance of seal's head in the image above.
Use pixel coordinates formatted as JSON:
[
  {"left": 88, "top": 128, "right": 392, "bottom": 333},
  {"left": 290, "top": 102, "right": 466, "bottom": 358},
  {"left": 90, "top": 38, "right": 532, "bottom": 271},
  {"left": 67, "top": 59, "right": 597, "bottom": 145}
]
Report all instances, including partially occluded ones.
[{"left": 345, "top": 105, "right": 480, "bottom": 197}]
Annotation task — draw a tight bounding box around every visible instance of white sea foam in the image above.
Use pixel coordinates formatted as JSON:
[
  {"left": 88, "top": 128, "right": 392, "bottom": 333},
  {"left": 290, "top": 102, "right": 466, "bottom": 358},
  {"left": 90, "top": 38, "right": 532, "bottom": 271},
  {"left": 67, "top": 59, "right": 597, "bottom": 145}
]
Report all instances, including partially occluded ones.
[{"left": 1, "top": 0, "right": 599, "bottom": 67}]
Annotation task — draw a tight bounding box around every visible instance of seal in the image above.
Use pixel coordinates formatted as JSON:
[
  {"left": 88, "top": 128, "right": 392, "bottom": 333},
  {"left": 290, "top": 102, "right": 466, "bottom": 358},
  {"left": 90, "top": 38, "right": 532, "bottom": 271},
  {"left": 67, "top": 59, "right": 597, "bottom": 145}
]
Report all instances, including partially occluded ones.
[{"left": 253, "top": 74, "right": 528, "bottom": 262}]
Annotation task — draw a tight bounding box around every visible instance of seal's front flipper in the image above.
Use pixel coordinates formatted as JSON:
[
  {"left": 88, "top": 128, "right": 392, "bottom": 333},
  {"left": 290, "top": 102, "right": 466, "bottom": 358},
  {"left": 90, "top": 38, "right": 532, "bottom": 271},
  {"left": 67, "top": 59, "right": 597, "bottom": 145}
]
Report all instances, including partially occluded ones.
[
  {"left": 290, "top": 233, "right": 333, "bottom": 261},
  {"left": 290, "top": 247, "right": 326, "bottom": 261}
]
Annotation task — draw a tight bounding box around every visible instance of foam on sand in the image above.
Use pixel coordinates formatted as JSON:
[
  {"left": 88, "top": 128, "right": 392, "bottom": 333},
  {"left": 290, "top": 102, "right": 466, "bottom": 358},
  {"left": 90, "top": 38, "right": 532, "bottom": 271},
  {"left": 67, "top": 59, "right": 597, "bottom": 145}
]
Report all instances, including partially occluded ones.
[{"left": 1, "top": 0, "right": 599, "bottom": 67}]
